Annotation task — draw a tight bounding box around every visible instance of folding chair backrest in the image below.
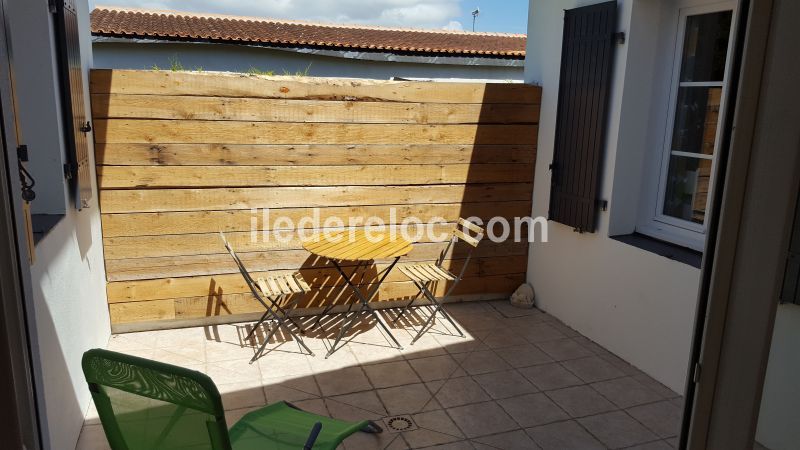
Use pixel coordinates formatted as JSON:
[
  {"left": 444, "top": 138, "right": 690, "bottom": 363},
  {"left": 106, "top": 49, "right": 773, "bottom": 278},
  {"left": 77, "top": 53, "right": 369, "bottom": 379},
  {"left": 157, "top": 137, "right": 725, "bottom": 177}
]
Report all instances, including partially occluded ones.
[
  {"left": 220, "top": 232, "right": 264, "bottom": 301},
  {"left": 452, "top": 218, "right": 484, "bottom": 248},
  {"left": 437, "top": 218, "right": 484, "bottom": 267},
  {"left": 82, "top": 348, "right": 231, "bottom": 450}
]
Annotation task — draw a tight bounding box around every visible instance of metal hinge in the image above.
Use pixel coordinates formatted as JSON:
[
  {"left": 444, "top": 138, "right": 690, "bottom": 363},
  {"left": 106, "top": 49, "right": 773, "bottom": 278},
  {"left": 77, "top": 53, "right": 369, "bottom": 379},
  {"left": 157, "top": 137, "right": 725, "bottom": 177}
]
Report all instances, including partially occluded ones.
[
  {"left": 48, "top": 0, "right": 57, "bottom": 14},
  {"left": 692, "top": 362, "right": 702, "bottom": 383},
  {"left": 597, "top": 199, "right": 609, "bottom": 212},
  {"left": 614, "top": 32, "right": 626, "bottom": 44},
  {"left": 17, "top": 145, "right": 29, "bottom": 162},
  {"left": 80, "top": 121, "right": 92, "bottom": 133}
]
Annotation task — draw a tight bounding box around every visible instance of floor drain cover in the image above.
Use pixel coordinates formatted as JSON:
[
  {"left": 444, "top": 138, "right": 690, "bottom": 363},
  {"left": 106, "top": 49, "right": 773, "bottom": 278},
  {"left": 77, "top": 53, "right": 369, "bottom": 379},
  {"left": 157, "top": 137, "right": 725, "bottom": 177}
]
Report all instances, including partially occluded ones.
[{"left": 382, "top": 415, "right": 417, "bottom": 433}]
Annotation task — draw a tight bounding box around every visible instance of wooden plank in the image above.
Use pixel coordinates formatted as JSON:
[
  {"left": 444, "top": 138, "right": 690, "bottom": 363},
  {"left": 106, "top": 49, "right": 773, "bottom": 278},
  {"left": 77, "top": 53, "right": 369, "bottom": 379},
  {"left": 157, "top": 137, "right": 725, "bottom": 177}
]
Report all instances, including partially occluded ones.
[
  {"left": 102, "top": 224, "right": 453, "bottom": 259},
  {"left": 108, "top": 298, "right": 175, "bottom": 324},
  {"left": 94, "top": 119, "right": 538, "bottom": 146},
  {"left": 104, "top": 241, "right": 527, "bottom": 281},
  {"left": 110, "top": 274, "right": 524, "bottom": 324},
  {"left": 95, "top": 143, "right": 536, "bottom": 166},
  {"left": 100, "top": 202, "right": 532, "bottom": 237},
  {"left": 107, "top": 257, "right": 526, "bottom": 303},
  {"left": 99, "top": 183, "right": 534, "bottom": 213},
  {"left": 97, "top": 163, "right": 535, "bottom": 189},
  {"left": 91, "top": 94, "right": 540, "bottom": 124},
  {"left": 90, "top": 69, "right": 542, "bottom": 104}
]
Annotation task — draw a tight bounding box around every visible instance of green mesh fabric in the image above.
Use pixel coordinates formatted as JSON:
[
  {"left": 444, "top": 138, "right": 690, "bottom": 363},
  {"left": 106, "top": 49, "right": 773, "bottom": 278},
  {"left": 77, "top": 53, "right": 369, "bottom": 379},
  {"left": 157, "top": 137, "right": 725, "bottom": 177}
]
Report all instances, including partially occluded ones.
[
  {"left": 83, "top": 350, "right": 220, "bottom": 415},
  {"left": 103, "top": 386, "right": 218, "bottom": 450},
  {"left": 228, "top": 402, "right": 367, "bottom": 450},
  {"left": 83, "top": 349, "right": 370, "bottom": 450},
  {"left": 83, "top": 349, "right": 230, "bottom": 450}
]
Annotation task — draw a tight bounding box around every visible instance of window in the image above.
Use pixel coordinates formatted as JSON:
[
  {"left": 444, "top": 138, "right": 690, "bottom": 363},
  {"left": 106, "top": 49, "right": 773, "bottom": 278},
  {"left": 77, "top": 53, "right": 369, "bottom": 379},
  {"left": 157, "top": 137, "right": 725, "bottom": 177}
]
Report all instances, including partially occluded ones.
[{"left": 639, "top": 4, "right": 736, "bottom": 251}]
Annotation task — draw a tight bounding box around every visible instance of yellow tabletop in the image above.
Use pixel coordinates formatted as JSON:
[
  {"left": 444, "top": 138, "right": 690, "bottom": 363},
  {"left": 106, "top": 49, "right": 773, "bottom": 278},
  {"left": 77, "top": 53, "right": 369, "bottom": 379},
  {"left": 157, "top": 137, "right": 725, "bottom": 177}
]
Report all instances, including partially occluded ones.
[{"left": 302, "top": 229, "right": 413, "bottom": 261}]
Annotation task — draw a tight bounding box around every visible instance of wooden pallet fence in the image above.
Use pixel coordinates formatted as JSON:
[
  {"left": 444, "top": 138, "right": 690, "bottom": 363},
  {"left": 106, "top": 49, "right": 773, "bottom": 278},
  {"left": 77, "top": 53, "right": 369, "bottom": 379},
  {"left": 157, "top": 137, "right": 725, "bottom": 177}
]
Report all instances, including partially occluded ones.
[{"left": 91, "top": 69, "right": 540, "bottom": 330}]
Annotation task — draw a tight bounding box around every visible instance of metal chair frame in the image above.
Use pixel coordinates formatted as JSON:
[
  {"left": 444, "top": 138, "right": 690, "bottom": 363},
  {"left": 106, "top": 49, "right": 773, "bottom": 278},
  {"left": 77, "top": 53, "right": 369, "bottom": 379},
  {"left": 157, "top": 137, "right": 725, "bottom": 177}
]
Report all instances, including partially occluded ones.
[
  {"left": 220, "top": 233, "right": 314, "bottom": 362},
  {"left": 393, "top": 218, "right": 484, "bottom": 344}
]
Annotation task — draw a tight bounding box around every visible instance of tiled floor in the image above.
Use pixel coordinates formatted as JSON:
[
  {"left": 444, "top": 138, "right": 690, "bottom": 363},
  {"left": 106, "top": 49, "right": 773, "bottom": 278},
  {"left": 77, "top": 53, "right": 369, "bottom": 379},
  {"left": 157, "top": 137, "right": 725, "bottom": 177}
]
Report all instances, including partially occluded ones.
[{"left": 77, "top": 301, "right": 682, "bottom": 449}]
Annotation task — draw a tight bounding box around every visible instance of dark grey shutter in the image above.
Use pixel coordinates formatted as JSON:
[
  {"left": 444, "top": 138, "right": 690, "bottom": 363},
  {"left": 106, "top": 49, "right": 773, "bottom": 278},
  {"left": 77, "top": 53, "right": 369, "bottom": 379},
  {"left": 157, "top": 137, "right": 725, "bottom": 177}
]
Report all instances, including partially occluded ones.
[
  {"left": 54, "top": 0, "right": 92, "bottom": 209},
  {"left": 548, "top": 1, "right": 618, "bottom": 233},
  {"left": 780, "top": 190, "right": 800, "bottom": 305}
]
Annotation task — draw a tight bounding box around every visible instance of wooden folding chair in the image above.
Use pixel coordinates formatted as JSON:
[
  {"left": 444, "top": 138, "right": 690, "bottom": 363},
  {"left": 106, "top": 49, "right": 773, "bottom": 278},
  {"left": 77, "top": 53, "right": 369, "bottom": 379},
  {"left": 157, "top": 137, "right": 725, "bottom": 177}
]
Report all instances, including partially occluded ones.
[
  {"left": 220, "top": 233, "right": 314, "bottom": 362},
  {"left": 394, "top": 218, "right": 484, "bottom": 344}
]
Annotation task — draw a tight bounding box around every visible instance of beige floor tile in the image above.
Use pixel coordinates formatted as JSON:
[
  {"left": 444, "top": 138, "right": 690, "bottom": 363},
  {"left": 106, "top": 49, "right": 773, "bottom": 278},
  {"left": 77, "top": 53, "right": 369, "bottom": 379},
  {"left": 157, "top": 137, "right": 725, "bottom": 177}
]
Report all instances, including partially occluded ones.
[
  {"left": 151, "top": 347, "right": 206, "bottom": 366},
  {"left": 427, "top": 376, "right": 491, "bottom": 408},
  {"left": 363, "top": 360, "right": 422, "bottom": 388},
  {"left": 498, "top": 393, "right": 569, "bottom": 428},
  {"left": 342, "top": 430, "right": 408, "bottom": 450},
  {"left": 562, "top": 356, "right": 626, "bottom": 383},
  {"left": 526, "top": 420, "right": 606, "bottom": 450},
  {"left": 403, "top": 428, "right": 463, "bottom": 448},
  {"left": 445, "top": 401, "right": 519, "bottom": 439},
  {"left": 263, "top": 376, "right": 321, "bottom": 403},
  {"left": 205, "top": 340, "right": 259, "bottom": 363},
  {"left": 408, "top": 354, "right": 465, "bottom": 382},
  {"left": 625, "top": 441, "right": 674, "bottom": 450},
  {"left": 348, "top": 341, "right": 404, "bottom": 365},
  {"left": 535, "top": 339, "right": 593, "bottom": 361},
  {"left": 472, "top": 429, "right": 542, "bottom": 450},
  {"left": 518, "top": 363, "right": 583, "bottom": 391},
  {"left": 433, "top": 332, "right": 488, "bottom": 354},
  {"left": 316, "top": 366, "right": 373, "bottom": 396},
  {"left": 454, "top": 350, "right": 510, "bottom": 375},
  {"left": 494, "top": 344, "right": 553, "bottom": 368},
  {"left": 377, "top": 383, "right": 439, "bottom": 415},
  {"left": 518, "top": 323, "right": 567, "bottom": 343},
  {"left": 626, "top": 400, "right": 682, "bottom": 439},
  {"left": 477, "top": 328, "right": 530, "bottom": 349},
  {"left": 257, "top": 350, "right": 314, "bottom": 380},
  {"left": 472, "top": 369, "right": 539, "bottom": 399},
  {"left": 154, "top": 327, "right": 207, "bottom": 349},
  {"left": 591, "top": 377, "right": 664, "bottom": 409},
  {"left": 217, "top": 382, "right": 267, "bottom": 410},
  {"left": 328, "top": 390, "right": 387, "bottom": 417},
  {"left": 578, "top": 411, "right": 658, "bottom": 448},
  {"left": 545, "top": 385, "right": 617, "bottom": 418},
  {"left": 205, "top": 358, "right": 262, "bottom": 385},
  {"left": 399, "top": 332, "right": 450, "bottom": 359},
  {"left": 76, "top": 424, "right": 110, "bottom": 450}
]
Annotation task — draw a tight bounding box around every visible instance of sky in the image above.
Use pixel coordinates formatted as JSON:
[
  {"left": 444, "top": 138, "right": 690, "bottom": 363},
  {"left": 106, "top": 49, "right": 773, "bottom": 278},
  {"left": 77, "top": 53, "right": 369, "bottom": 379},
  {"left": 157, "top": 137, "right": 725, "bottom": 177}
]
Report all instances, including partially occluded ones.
[{"left": 89, "top": 0, "right": 530, "bottom": 34}]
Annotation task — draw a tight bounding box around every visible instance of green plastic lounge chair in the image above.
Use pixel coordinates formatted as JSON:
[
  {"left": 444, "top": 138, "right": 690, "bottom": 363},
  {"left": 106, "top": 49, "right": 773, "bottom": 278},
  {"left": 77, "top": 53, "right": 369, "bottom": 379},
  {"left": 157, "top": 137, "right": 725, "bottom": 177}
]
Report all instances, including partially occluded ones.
[{"left": 82, "top": 348, "right": 381, "bottom": 449}]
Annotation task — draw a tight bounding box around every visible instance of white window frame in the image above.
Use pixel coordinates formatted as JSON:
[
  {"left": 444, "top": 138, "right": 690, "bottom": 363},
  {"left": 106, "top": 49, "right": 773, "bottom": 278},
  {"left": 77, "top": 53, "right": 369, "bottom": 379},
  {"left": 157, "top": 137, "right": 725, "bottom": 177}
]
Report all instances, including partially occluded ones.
[{"left": 637, "top": 1, "right": 738, "bottom": 251}]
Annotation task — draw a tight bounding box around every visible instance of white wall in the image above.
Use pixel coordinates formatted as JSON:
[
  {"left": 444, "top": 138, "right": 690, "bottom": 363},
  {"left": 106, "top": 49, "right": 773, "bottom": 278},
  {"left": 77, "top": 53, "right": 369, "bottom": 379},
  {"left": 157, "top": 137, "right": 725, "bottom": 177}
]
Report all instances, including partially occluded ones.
[
  {"left": 93, "top": 41, "right": 524, "bottom": 81},
  {"left": 525, "top": 0, "right": 702, "bottom": 392},
  {"left": 756, "top": 304, "right": 800, "bottom": 450},
  {"left": 10, "top": 0, "right": 110, "bottom": 448}
]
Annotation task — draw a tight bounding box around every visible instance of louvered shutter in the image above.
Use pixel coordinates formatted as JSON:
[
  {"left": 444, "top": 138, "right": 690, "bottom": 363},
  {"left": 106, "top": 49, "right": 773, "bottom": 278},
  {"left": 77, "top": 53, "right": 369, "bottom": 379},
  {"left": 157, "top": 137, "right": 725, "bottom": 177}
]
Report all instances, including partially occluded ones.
[
  {"left": 54, "top": 0, "right": 92, "bottom": 209},
  {"left": 548, "top": 1, "right": 618, "bottom": 233},
  {"left": 780, "top": 190, "right": 800, "bottom": 305}
]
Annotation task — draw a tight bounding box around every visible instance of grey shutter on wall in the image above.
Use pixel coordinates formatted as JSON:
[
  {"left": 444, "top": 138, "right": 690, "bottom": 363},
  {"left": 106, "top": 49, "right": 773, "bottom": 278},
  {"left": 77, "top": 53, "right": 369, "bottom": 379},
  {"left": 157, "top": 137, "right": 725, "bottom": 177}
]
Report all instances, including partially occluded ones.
[
  {"left": 548, "top": 1, "right": 618, "bottom": 233},
  {"left": 54, "top": 0, "right": 92, "bottom": 209}
]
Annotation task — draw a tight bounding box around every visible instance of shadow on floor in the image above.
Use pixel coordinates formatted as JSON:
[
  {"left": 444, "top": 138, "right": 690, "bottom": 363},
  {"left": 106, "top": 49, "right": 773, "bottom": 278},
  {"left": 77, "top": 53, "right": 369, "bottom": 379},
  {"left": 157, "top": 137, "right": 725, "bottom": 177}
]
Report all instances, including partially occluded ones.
[{"left": 79, "top": 300, "right": 683, "bottom": 450}]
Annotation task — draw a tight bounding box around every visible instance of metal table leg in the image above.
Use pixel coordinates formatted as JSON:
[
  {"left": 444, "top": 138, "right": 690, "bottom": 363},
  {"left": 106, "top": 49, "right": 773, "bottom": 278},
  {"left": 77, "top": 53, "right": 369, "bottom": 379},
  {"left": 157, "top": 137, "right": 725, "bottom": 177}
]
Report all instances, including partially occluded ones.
[{"left": 325, "top": 257, "right": 403, "bottom": 358}]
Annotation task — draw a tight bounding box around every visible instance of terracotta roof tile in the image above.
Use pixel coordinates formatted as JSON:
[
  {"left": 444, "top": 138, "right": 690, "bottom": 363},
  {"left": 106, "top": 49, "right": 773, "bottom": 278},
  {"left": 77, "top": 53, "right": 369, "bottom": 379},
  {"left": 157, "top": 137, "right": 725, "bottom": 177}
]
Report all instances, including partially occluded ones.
[{"left": 90, "top": 7, "right": 526, "bottom": 58}]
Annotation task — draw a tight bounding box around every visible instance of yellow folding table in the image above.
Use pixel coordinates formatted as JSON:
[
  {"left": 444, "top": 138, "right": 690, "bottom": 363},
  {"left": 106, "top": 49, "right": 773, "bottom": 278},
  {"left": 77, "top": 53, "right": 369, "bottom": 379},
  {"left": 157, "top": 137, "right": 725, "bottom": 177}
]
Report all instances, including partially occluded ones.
[{"left": 303, "top": 229, "right": 413, "bottom": 358}]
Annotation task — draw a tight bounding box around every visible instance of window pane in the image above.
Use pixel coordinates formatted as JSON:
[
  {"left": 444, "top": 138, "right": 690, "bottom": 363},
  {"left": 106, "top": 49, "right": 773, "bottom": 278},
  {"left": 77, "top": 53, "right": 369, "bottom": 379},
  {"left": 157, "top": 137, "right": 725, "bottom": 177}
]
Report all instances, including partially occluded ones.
[
  {"left": 671, "top": 86, "right": 722, "bottom": 155},
  {"left": 663, "top": 156, "right": 712, "bottom": 224},
  {"left": 680, "top": 11, "right": 733, "bottom": 82}
]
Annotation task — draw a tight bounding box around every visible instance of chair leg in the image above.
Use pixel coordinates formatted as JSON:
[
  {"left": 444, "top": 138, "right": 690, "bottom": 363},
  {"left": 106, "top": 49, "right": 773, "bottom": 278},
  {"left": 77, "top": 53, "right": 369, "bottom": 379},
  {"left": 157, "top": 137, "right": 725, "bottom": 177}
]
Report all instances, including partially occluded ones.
[{"left": 409, "top": 283, "right": 465, "bottom": 344}]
